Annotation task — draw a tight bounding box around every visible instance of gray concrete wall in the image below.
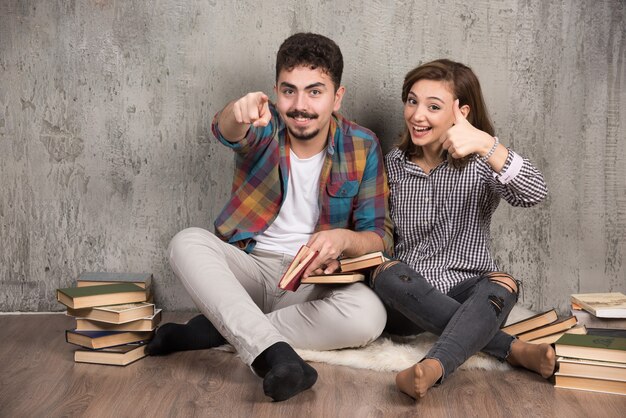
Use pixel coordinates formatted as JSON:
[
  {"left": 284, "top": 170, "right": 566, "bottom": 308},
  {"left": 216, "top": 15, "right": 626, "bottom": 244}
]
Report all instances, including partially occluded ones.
[{"left": 1, "top": 0, "right": 624, "bottom": 312}]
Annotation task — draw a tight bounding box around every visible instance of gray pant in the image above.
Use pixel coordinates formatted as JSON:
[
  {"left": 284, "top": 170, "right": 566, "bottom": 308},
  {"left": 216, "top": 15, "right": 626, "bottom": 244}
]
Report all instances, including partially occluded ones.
[
  {"left": 168, "top": 227, "right": 387, "bottom": 365},
  {"left": 371, "top": 261, "right": 518, "bottom": 380}
]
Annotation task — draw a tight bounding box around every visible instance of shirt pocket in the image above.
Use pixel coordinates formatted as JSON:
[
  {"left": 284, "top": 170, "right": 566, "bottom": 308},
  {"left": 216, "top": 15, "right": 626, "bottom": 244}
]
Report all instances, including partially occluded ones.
[
  {"left": 325, "top": 180, "right": 359, "bottom": 225},
  {"left": 326, "top": 180, "right": 359, "bottom": 198}
]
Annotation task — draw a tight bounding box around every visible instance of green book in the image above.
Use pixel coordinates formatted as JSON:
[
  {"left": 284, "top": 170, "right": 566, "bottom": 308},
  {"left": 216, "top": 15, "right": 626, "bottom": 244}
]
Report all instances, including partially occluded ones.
[
  {"left": 57, "top": 283, "right": 147, "bottom": 309},
  {"left": 555, "top": 333, "right": 626, "bottom": 364}
]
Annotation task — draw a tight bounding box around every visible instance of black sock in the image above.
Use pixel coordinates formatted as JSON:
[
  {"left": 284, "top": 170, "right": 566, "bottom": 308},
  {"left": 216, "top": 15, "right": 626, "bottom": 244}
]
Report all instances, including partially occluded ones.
[
  {"left": 145, "top": 314, "right": 226, "bottom": 356},
  {"left": 252, "top": 342, "right": 318, "bottom": 402}
]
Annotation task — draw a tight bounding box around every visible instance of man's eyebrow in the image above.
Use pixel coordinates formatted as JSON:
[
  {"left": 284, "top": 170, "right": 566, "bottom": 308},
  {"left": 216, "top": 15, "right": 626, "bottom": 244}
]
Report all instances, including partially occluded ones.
[
  {"left": 305, "top": 82, "right": 326, "bottom": 90},
  {"left": 279, "top": 82, "right": 326, "bottom": 90}
]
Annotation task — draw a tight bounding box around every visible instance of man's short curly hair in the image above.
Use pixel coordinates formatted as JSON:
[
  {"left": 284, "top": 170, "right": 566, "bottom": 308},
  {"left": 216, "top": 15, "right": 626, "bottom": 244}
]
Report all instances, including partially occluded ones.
[{"left": 276, "top": 33, "right": 343, "bottom": 91}]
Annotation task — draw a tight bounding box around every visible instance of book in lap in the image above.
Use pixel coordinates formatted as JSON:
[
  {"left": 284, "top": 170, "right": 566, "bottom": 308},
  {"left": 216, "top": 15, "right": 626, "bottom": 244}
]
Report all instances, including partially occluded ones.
[
  {"left": 74, "top": 343, "right": 147, "bottom": 366},
  {"left": 57, "top": 283, "right": 147, "bottom": 309},
  {"left": 279, "top": 246, "right": 381, "bottom": 291},
  {"left": 339, "top": 251, "right": 389, "bottom": 272},
  {"left": 571, "top": 292, "right": 626, "bottom": 318},
  {"left": 278, "top": 245, "right": 319, "bottom": 291},
  {"left": 301, "top": 272, "right": 365, "bottom": 284}
]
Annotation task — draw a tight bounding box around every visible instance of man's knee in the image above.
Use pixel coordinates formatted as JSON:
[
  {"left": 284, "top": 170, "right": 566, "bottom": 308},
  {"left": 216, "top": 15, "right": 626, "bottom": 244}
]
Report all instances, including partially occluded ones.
[
  {"left": 168, "top": 227, "right": 217, "bottom": 265},
  {"left": 334, "top": 284, "right": 387, "bottom": 346},
  {"left": 351, "top": 301, "right": 387, "bottom": 346}
]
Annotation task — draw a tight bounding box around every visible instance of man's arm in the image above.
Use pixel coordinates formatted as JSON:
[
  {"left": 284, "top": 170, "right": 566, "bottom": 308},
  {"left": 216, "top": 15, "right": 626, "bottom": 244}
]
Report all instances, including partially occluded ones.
[
  {"left": 303, "top": 135, "right": 391, "bottom": 278},
  {"left": 217, "top": 92, "right": 272, "bottom": 142},
  {"left": 304, "top": 229, "right": 384, "bottom": 276}
]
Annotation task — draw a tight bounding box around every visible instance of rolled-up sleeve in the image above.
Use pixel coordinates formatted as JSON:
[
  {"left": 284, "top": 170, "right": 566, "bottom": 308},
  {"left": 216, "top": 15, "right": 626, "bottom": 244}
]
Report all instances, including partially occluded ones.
[{"left": 353, "top": 139, "right": 394, "bottom": 254}]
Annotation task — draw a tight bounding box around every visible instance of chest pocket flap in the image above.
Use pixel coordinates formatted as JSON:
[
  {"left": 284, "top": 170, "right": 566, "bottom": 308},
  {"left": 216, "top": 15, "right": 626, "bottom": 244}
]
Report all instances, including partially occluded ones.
[{"left": 327, "top": 180, "right": 359, "bottom": 198}]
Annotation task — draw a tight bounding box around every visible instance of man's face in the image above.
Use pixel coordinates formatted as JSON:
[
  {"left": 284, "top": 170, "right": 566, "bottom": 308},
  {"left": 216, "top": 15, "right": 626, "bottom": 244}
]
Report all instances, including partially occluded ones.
[{"left": 275, "top": 66, "right": 344, "bottom": 144}]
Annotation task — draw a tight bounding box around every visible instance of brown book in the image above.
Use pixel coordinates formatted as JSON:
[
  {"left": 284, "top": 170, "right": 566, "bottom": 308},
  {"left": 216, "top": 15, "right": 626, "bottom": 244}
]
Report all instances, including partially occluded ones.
[
  {"left": 75, "top": 309, "right": 162, "bottom": 332},
  {"left": 527, "top": 325, "right": 587, "bottom": 345},
  {"left": 65, "top": 329, "right": 153, "bottom": 349},
  {"left": 57, "top": 283, "right": 148, "bottom": 309},
  {"left": 501, "top": 309, "right": 558, "bottom": 336},
  {"left": 278, "top": 245, "right": 319, "bottom": 291},
  {"left": 339, "top": 252, "right": 388, "bottom": 272},
  {"left": 301, "top": 272, "right": 365, "bottom": 284},
  {"left": 76, "top": 272, "right": 152, "bottom": 289},
  {"left": 555, "top": 334, "right": 626, "bottom": 363},
  {"left": 517, "top": 316, "right": 578, "bottom": 342},
  {"left": 571, "top": 293, "right": 626, "bottom": 319},
  {"left": 557, "top": 357, "right": 626, "bottom": 381},
  {"left": 67, "top": 302, "right": 155, "bottom": 324},
  {"left": 554, "top": 373, "right": 626, "bottom": 396},
  {"left": 74, "top": 343, "right": 147, "bottom": 366}
]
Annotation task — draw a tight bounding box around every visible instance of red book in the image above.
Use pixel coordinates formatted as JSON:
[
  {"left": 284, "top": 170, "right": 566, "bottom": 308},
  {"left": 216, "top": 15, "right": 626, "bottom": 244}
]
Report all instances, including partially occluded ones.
[{"left": 278, "top": 245, "right": 319, "bottom": 291}]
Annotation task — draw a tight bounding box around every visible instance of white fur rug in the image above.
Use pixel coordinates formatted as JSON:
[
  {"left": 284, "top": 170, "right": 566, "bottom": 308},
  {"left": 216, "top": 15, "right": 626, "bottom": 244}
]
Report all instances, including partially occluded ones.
[{"left": 294, "top": 305, "right": 535, "bottom": 372}]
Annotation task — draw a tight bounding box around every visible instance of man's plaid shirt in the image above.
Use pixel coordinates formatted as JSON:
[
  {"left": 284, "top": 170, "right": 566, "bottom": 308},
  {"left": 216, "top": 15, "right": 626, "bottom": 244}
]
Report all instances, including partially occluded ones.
[{"left": 211, "top": 103, "right": 393, "bottom": 254}]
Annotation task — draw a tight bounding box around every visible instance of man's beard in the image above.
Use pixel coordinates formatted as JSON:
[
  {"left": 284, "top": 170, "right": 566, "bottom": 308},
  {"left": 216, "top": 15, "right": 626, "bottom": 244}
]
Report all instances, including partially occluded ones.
[
  {"left": 288, "top": 126, "right": 320, "bottom": 141},
  {"left": 286, "top": 110, "right": 319, "bottom": 141}
]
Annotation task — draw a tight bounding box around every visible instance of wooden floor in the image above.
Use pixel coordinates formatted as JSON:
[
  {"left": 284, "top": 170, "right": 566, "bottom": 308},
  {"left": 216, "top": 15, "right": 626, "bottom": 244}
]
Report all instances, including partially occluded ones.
[{"left": 1, "top": 313, "right": 625, "bottom": 418}]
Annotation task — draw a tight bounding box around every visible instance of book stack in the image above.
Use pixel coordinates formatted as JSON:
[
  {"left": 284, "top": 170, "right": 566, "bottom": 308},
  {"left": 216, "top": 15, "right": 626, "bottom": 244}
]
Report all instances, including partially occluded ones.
[
  {"left": 278, "top": 248, "right": 388, "bottom": 291},
  {"left": 501, "top": 309, "right": 585, "bottom": 344},
  {"left": 570, "top": 292, "right": 626, "bottom": 333},
  {"left": 554, "top": 333, "right": 626, "bottom": 396},
  {"left": 57, "top": 272, "right": 159, "bottom": 366}
]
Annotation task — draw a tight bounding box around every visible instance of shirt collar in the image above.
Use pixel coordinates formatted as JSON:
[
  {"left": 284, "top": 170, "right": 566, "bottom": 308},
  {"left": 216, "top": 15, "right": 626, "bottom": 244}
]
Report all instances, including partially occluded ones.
[{"left": 326, "top": 113, "right": 339, "bottom": 156}]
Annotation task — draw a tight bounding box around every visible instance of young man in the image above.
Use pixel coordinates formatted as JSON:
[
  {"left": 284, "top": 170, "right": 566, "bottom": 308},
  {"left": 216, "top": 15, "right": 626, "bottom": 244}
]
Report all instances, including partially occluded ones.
[{"left": 147, "top": 33, "right": 392, "bottom": 402}]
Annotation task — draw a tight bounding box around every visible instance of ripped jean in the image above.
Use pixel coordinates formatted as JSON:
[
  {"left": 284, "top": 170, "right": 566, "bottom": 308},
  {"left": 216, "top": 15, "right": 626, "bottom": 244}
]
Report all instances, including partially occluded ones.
[{"left": 370, "top": 261, "right": 519, "bottom": 381}]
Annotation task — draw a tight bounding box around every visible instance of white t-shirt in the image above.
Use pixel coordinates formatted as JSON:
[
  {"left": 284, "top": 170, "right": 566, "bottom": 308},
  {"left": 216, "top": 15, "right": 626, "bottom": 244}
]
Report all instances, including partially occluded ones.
[{"left": 254, "top": 148, "right": 325, "bottom": 256}]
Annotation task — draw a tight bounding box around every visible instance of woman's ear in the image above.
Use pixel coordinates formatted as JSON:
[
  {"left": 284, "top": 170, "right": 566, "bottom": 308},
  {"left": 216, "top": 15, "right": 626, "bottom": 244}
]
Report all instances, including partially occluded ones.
[{"left": 460, "top": 104, "right": 470, "bottom": 118}]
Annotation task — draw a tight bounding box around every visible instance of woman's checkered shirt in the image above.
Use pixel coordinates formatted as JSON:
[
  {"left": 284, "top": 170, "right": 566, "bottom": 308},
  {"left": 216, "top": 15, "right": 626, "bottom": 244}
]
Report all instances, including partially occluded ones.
[{"left": 385, "top": 147, "right": 547, "bottom": 294}]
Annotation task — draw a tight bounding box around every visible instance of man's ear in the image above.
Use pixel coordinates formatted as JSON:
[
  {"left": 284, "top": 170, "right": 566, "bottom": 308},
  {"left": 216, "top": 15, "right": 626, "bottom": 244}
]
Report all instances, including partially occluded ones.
[{"left": 333, "top": 86, "right": 346, "bottom": 112}]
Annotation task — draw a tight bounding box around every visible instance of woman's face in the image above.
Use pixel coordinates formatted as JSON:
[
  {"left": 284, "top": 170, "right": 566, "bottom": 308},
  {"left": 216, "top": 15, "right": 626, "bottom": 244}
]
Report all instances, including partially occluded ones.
[{"left": 403, "top": 79, "right": 457, "bottom": 153}]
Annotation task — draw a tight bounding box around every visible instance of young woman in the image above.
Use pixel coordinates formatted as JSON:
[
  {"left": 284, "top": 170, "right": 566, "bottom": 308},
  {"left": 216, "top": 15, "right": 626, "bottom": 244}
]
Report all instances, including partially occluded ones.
[{"left": 372, "top": 59, "right": 555, "bottom": 399}]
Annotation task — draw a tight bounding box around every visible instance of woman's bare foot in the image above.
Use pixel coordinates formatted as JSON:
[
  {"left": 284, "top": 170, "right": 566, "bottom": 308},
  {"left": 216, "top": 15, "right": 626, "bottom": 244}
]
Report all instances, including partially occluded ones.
[
  {"left": 395, "top": 358, "right": 443, "bottom": 399},
  {"left": 507, "top": 339, "right": 556, "bottom": 378}
]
